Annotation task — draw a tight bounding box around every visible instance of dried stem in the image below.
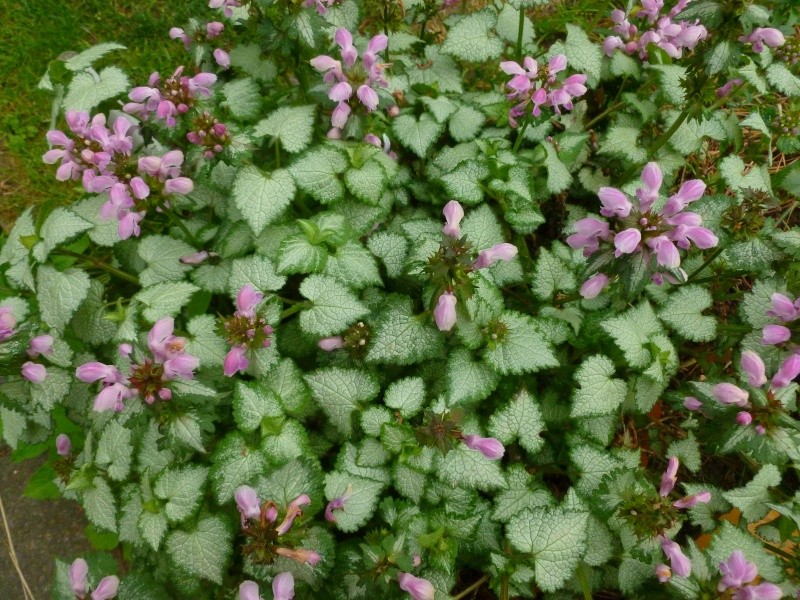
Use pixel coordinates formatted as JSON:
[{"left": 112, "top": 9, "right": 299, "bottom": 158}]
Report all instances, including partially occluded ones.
[{"left": 0, "top": 491, "right": 37, "bottom": 600}]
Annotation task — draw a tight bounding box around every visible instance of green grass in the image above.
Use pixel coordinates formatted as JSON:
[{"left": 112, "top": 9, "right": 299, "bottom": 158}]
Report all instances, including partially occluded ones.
[{"left": 0, "top": 0, "right": 206, "bottom": 231}]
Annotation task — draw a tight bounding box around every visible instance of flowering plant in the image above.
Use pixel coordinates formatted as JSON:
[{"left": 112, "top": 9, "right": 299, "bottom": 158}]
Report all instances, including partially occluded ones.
[{"left": 2, "top": 0, "right": 800, "bottom": 599}]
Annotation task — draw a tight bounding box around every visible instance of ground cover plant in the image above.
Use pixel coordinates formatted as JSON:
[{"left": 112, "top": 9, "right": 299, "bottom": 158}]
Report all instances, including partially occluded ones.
[{"left": 1, "top": 0, "right": 800, "bottom": 598}]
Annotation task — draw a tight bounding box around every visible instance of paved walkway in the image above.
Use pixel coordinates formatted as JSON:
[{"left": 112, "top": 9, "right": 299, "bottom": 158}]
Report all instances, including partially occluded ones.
[{"left": 0, "top": 449, "right": 91, "bottom": 599}]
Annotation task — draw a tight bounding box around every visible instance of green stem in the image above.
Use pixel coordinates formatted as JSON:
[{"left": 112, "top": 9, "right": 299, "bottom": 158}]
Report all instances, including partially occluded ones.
[
  {"left": 762, "top": 541, "right": 795, "bottom": 562},
  {"left": 275, "top": 140, "right": 281, "bottom": 169},
  {"left": 500, "top": 574, "right": 509, "bottom": 600},
  {"left": 515, "top": 7, "right": 525, "bottom": 63},
  {"left": 164, "top": 208, "right": 199, "bottom": 247},
  {"left": 54, "top": 249, "right": 139, "bottom": 285},
  {"left": 512, "top": 118, "right": 530, "bottom": 153},
  {"left": 577, "top": 562, "right": 593, "bottom": 600},
  {"left": 451, "top": 574, "right": 489, "bottom": 600},
  {"left": 622, "top": 105, "right": 693, "bottom": 179},
  {"left": 584, "top": 101, "right": 625, "bottom": 130},
  {"left": 687, "top": 243, "right": 727, "bottom": 282},
  {"left": 280, "top": 301, "right": 310, "bottom": 320}
]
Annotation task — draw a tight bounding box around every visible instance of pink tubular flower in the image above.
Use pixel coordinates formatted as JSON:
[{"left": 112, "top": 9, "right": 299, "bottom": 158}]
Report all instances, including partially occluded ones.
[
  {"left": 684, "top": 396, "right": 702, "bottom": 411},
  {"left": 28, "top": 334, "right": 54, "bottom": 357},
  {"left": 761, "top": 324, "right": 791, "bottom": 345},
  {"left": 474, "top": 243, "right": 518, "bottom": 269},
  {"left": 659, "top": 536, "right": 691, "bottom": 578},
  {"left": 235, "top": 485, "right": 261, "bottom": 524},
  {"left": 0, "top": 305, "right": 17, "bottom": 341},
  {"left": 319, "top": 336, "right": 344, "bottom": 351},
  {"left": 91, "top": 576, "right": 120, "bottom": 600},
  {"left": 273, "top": 573, "right": 295, "bottom": 600},
  {"left": 325, "top": 486, "right": 353, "bottom": 522},
  {"left": 739, "top": 28, "right": 786, "bottom": 53},
  {"left": 659, "top": 456, "right": 679, "bottom": 497},
  {"left": 768, "top": 293, "right": 799, "bottom": 321},
  {"left": 238, "top": 581, "right": 261, "bottom": 600},
  {"left": 656, "top": 563, "right": 672, "bottom": 583},
  {"left": 221, "top": 285, "right": 272, "bottom": 377},
  {"left": 442, "top": 200, "right": 464, "bottom": 237},
  {"left": 772, "top": 354, "right": 800, "bottom": 388},
  {"left": 614, "top": 228, "right": 642, "bottom": 255},
  {"left": 224, "top": 345, "right": 249, "bottom": 377},
  {"left": 124, "top": 66, "right": 216, "bottom": 126},
  {"left": 733, "top": 584, "right": 784, "bottom": 600},
  {"left": 310, "top": 28, "right": 388, "bottom": 132},
  {"left": 274, "top": 547, "right": 321, "bottom": 566},
  {"left": 398, "top": 572, "right": 435, "bottom": 600},
  {"left": 719, "top": 550, "right": 758, "bottom": 591},
  {"left": 500, "top": 54, "right": 587, "bottom": 125},
  {"left": 276, "top": 494, "right": 311, "bottom": 535},
  {"left": 70, "top": 558, "right": 89, "bottom": 598},
  {"left": 741, "top": 351, "right": 768, "bottom": 387},
  {"left": 56, "top": 434, "right": 72, "bottom": 457},
  {"left": 434, "top": 291, "right": 457, "bottom": 332},
  {"left": 180, "top": 251, "right": 213, "bottom": 265},
  {"left": 713, "top": 383, "right": 749, "bottom": 407},
  {"left": 21, "top": 361, "right": 47, "bottom": 384},
  {"left": 673, "top": 491, "right": 711, "bottom": 509},
  {"left": 736, "top": 411, "right": 753, "bottom": 426},
  {"left": 580, "top": 273, "right": 610, "bottom": 299},
  {"left": 566, "top": 218, "right": 612, "bottom": 256},
  {"left": 717, "top": 78, "right": 743, "bottom": 98},
  {"left": 462, "top": 435, "right": 505, "bottom": 460}
]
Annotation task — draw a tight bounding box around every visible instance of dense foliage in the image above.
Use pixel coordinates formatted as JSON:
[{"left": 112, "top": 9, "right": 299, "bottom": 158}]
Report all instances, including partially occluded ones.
[{"left": 2, "top": 0, "right": 800, "bottom": 598}]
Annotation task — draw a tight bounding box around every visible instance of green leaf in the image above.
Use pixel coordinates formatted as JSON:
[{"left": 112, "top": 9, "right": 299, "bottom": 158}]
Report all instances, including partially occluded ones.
[
  {"left": 267, "top": 358, "right": 313, "bottom": 417},
  {"left": 155, "top": 466, "right": 209, "bottom": 524},
  {"left": 37, "top": 265, "right": 90, "bottom": 331},
  {"left": 507, "top": 507, "right": 588, "bottom": 592},
  {"left": 324, "top": 471, "right": 384, "bottom": 533},
  {"left": 259, "top": 458, "right": 323, "bottom": 508},
  {"left": 228, "top": 255, "right": 286, "bottom": 296},
  {"left": 96, "top": 420, "right": 133, "bottom": 481},
  {"left": 254, "top": 105, "right": 316, "bottom": 153},
  {"left": 667, "top": 432, "right": 701, "bottom": 473},
  {"left": 437, "top": 445, "right": 506, "bottom": 491},
  {"left": 441, "top": 10, "right": 503, "bottom": 62},
  {"left": 345, "top": 160, "right": 387, "bottom": 205},
  {"left": 601, "top": 302, "right": 663, "bottom": 369},
  {"left": 392, "top": 113, "right": 445, "bottom": 158},
  {"left": 233, "top": 380, "right": 283, "bottom": 433},
  {"left": 71, "top": 281, "right": 117, "bottom": 345},
  {"left": 166, "top": 516, "right": 233, "bottom": 585},
  {"left": 277, "top": 233, "right": 328, "bottom": 275},
  {"left": 367, "top": 232, "right": 408, "bottom": 279},
  {"left": 229, "top": 44, "right": 277, "bottom": 82},
  {"left": 32, "top": 208, "right": 92, "bottom": 262},
  {"left": 366, "top": 297, "right": 443, "bottom": 365},
  {"left": 210, "top": 432, "right": 267, "bottom": 503},
  {"left": 233, "top": 166, "right": 296, "bottom": 236},
  {"left": 571, "top": 355, "right": 627, "bottom": 418},
  {"left": 137, "top": 235, "right": 195, "bottom": 286},
  {"left": 64, "top": 43, "right": 127, "bottom": 71},
  {"left": 439, "top": 160, "right": 489, "bottom": 205},
  {"left": 299, "top": 274, "right": 369, "bottom": 336},
  {"left": 305, "top": 367, "right": 380, "bottom": 435},
  {"left": 446, "top": 348, "right": 499, "bottom": 405},
  {"left": 493, "top": 465, "right": 554, "bottom": 522},
  {"left": 30, "top": 367, "right": 71, "bottom": 412},
  {"left": 138, "top": 511, "right": 168, "bottom": 551},
  {"left": 63, "top": 66, "right": 130, "bottom": 112},
  {"left": 0, "top": 407, "right": 25, "bottom": 449},
  {"left": 722, "top": 464, "right": 781, "bottom": 522},
  {"left": 484, "top": 312, "right": 559, "bottom": 375},
  {"left": 449, "top": 105, "right": 485, "bottom": 142},
  {"left": 657, "top": 285, "right": 716, "bottom": 342},
  {"left": 83, "top": 476, "right": 117, "bottom": 532},
  {"left": 384, "top": 377, "right": 425, "bottom": 418},
  {"left": 600, "top": 124, "right": 647, "bottom": 163},
  {"left": 531, "top": 246, "right": 577, "bottom": 299},
  {"left": 323, "top": 242, "right": 382, "bottom": 289},
  {"left": 186, "top": 315, "right": 228, "bottom": 368},
  {"left": 135, "top": 282, "right": 199, "bottom": 322},
  {"left": 543, "top": 141, "right": 572, "bottom": 193},
  {"left": 168, "top": 413, "right": 206, "bottom": 453},
  {"left": 565, "top": 24, "right": 602, "bottom": 83},
  {"left": 222, "top": 77, "right": 261, "bottom": 120},
  {"left": 767, "top": 62, "right": 800, "bottom": 97},
  {"left": 706, "top": 521, "right": 783, "bottom": 582},
  {"left": 489, "top": 389, "right": 545, "bottom": 454},
  {"left": 289, "top": 146, "right": 349, "bottom": 204}
]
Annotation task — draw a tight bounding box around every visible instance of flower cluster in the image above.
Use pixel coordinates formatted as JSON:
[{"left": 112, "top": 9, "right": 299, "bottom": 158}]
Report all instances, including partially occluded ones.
[
  {"left": 187, "top": 111, "right": 231, "bottom": 158},
  {"left": 239, "top": 573, "right": 295, "bottom": 600},
  {"left": 42, "top": 111, "right": 194, "bottom": 239},
  {"left": 500, "top": 55, "right": 587, "bottom": 126},
  {"left": 69, "top": 558, "right": 119, "bottom": 600},
  {"left": 718, "top": 551, "right": 783, "bottom": 600},
  {"left": 75, "top": 318, "right": 199, "bottom": 411},
  {"left": 221, "top": 285, "right": 273, "bottom": 377},
  {"left": 310, "top": 28, "right": 388, "bottom": 135},
  {"left": 170, "top": 20, "right": 230, "bottom": 68},
  {"left": 659, "top": 456, "right": 711, "bottom": 508},
  {"left": 761, "top": 292, "right": 800, "bottom": 346},
  {"left": 430, "top": 201, "right": 518, "bottom": 331},
  {"left": 21, "top": 334, "right": 54, "bottom": 384},
  {"left": 235, "top": 486, "right": 321, "bottom": 566},
  {"left": 738, "top": 27, "right": 786, "bottom": 53},
  {"left": 708, "top": 350, "right": 800, "bottom": 434},
  {"left": 567, "top": 162, "right": 718, "bottom": 298},
  {"left": 603, "top": 0, "right": 708, "bottom": 60},
  {"left": 124, "top": 66, "right": 216, "bottom": 127}
]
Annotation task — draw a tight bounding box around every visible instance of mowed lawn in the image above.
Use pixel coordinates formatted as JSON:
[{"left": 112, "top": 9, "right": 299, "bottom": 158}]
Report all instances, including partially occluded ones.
[{"left": 0, "top": 0, "right": 206, "bottom": 231}]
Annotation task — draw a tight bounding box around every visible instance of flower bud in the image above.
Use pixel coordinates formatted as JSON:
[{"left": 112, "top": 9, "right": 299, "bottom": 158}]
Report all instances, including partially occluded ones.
[
  {"left": 398, "top": 573, "right": 435, "bottom": 600},
  {"left": 713, "top": 383, "right": 749, "bottom": 407},
  {"left": 56, "top": 434, "right": 71, "bottom": 457},
  {"left": 433, "top": 291, "right": 457, "bottom": 332},
  {"left": 462, "top": 434, "right": 505, "bottom": 460}
]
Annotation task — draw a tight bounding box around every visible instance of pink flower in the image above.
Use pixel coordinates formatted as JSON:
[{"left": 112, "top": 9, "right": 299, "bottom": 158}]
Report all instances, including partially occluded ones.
[
  {"left": 235, "top": 485, "right": 261, "bottom": 524},
  {"left": 56, "top": 434, "right": 72, "bottom": 457},
  {"left": 614, "top": 228, "right": 642, "bottom": 255},
  {"left": 276, "top": 494, "right": 311, "bottom": 535},
  {"left": 236, "top": 284, "right": 263, "bottom": 318},
  {"left": 771, "top": 354, "right": 800, "bottom": 388},
  {"left": 76, "top": 362, "right": 123, "bottom": 384},
  {"left": 180, "top": 251, "right": 214, "bottom": 265},
  {"left": 0, "top": 306, "right": 17, "bottom": 341},
  {"left": 580, "top": 273, "right": 610, "bottom": 299},
  {"left": 659, "top": 456, "right": 679, "bottom": 497},
  {"left": 717, "top": 78, "right": 743, "bottom": 98},
  {"left": 213, "top": 48, "right": 230, "bottom": 68},
  {"left": 659, "top": 536, "right": 691, "bottom": 578},
  {"left": 768, "top": 293, "right": 799, "bottom": 321},
  {"left": 442, "top": 200, "right": 464, "bottom": 237},
  {"left": 70, "top": 558, "right": 89, "bottom": 598},
  {"left": 732, "top": 584, "right": 783, "bottom": 600},
  {"left": 21, "top": 362, "right": 47, "bottom": 384},
  {"left": 673, "top": 491, "right": 711, "bottom": 509},
  {"left": 713, "top": 383, "right": 749, "bottom": 407},
  {"left": 736, "top": 411, "right": 753, "bottom": 426},
  {"left": 274, "top": 547, "right": 321, "bottom": 566},
  {"left": 238, "top": 581, "right": 262, "bottom": 600},
  {"left": 434, "top": 291, "right": 457, "bottom": 332},
  {"left": 474, "top": 243, "right": 518, "bottom": 269},
  {"left": 91, "top": 576, "right": 119, "bottom": 600},
  {"left": 224, "top": 345, "right": 249, "bottom": 377},
  {"left": 684, "top": 396, "right": 702, "bottom": 411},
  {"left": 28, "top": 334, "right": 54, "bottom": 357},
  {"left": 325, "top": 486, "right": 353, "bottom": 522},
  {"left": 740, "top": 351, "right": 767, "bottom": 387},
  {"left": 719, "top": 550, "right": 758, "bottom": 591},
  {"left": 655, "top": 563, "right": 672, "bottom": 582},
  {"left": 462, "top": 434, "right": 505, "bottom": 460},
  {"left": 318, "top": 336, "right": 344, "bottom": 351},
  {"left": 739, "top": 28, "right": 786, "bottom": 53},
  {"left": 273, "top": 573, "right": 295, "bottom": 600},
  {"left": 566, "top": 218, "right": 611, "bottom": 256},
  {"left": 398, "top": 573, "right": 435, "bottom": 600},
  {"left": 761, "top": 324, "right": 791, "bottom": 345}
]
